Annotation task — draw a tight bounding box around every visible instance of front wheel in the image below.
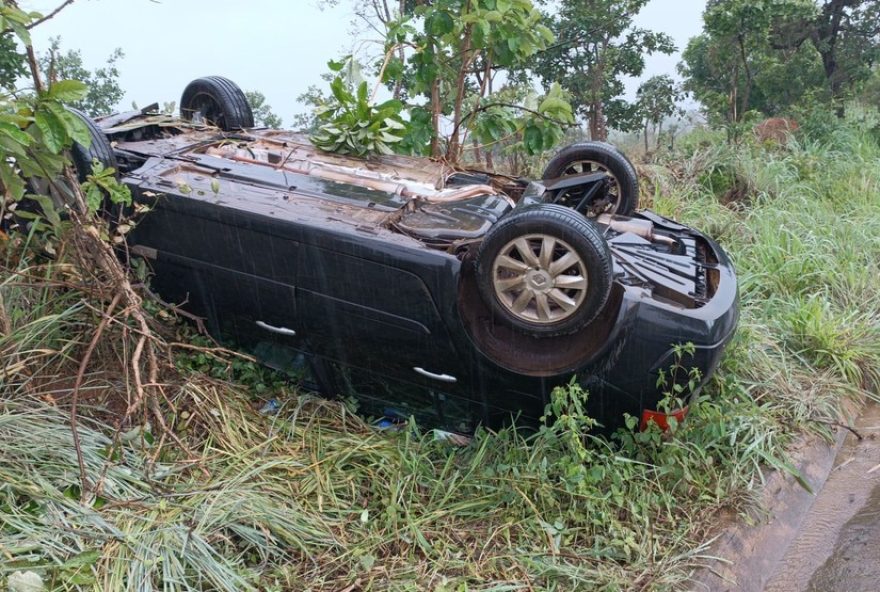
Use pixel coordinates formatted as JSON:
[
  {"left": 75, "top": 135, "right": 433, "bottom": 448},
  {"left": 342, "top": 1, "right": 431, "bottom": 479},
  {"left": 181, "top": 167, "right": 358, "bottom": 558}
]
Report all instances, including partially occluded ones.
[
  {"left": 24, "top": 108, "right": 117, "bottom": 215},
  {"left": 475, "top": 204, "right": 613, "bottom": 337},
  {"left": 542, "top": 142, "right": 639, "bottom": 217}
]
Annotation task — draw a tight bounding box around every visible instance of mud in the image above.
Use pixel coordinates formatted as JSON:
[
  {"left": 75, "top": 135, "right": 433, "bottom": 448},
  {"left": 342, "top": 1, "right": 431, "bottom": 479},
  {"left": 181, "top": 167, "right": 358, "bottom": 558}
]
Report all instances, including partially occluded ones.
[
  {"left": 763, "top": 403, "right": 880, "bottom": 592},
  {"left": 806, "top": 482, "right": 880, "bottom": 592}
]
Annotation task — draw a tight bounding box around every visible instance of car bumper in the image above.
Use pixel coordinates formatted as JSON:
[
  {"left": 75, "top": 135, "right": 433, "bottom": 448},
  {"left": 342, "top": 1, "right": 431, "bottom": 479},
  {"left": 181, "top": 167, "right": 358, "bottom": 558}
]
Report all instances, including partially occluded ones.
[{"left": 577, "top": 230, "right": 739, "bottom": 430}]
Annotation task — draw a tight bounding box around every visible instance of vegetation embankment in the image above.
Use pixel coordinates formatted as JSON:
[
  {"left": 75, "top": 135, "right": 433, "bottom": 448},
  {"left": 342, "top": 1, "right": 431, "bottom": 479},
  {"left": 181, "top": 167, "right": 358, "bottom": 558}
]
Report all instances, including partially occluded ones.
[
  {"left": 3, "top": 0, "right": 880, "bottom": 589},
  {"left": 2, "top": 110, "right": 880, "bottom": 590}
]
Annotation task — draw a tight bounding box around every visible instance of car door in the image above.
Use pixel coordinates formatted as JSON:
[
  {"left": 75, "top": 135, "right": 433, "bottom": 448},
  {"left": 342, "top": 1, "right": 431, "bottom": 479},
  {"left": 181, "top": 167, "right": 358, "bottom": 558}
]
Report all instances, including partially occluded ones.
[
  {"left": 294, "top": 239, "right": 483, "bottom": 429},
  {"left": 131, "top": 194, "right": 306, "bottom": 361}
]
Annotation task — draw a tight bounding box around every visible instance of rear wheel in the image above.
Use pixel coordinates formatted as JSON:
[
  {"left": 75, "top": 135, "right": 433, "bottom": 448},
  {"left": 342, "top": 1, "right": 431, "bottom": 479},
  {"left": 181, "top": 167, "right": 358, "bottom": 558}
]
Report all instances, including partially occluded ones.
[
  {"left": 23, "top": 108, "right": 116, "bottom": 217},
  {"left": 180, "top": 76, "right": 254, "bottom": 130},
  {"left": 542, "top": 142, "right": 639, "bottom": 217},
  {"left": 476, "top": 204, "right": 613, "bottom": 337}
]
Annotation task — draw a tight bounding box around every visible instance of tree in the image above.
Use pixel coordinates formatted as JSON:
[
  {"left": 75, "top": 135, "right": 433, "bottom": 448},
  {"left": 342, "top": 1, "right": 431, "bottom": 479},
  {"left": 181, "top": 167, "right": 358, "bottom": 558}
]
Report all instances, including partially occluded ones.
[
  {"left": 635, "top": 75, "right": 682, "bottom": 153},
  {"left": 0, "top": 32, "right": 24, "bottom": 89},
  {"left": 292, "top": 84, "right": 327, "bottom": 132},
  {"left": 39, "top": 37, "right": 124, "bottom": 116},
  {"left": 391, "top": 0, "right": 570, "bottom": 160},
  {"left": 680, "top": 0, "right": 879, "bottom": 126},
  {"left": 530, "top": 0, "right": 675, "bottom": 141},
  {"left": 244, "top": 90, "right": 282, "bottom": 128},
  {"left": 680, "top": 0, "right": 823, "bottom": 127},
  {"left": 773, "top": 0, "right": 880, "bottom": 101},
  {"left": 312, "top": 0, "right": 575, "bottom": 164}
]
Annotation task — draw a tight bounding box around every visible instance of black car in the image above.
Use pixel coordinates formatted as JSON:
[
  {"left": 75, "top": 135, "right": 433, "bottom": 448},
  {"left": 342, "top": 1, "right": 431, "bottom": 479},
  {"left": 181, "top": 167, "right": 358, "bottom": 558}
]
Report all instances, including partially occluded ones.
[{"left": 61, "top": 77, "right": 739, "bottom": 433}]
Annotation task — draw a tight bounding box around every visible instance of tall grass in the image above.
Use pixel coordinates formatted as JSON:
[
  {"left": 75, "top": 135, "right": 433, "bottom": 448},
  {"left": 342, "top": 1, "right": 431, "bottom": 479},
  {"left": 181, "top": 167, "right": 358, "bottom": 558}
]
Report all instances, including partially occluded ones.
[
  {"left": 653, "top": 111, "right": 880, "bottom": 424},
  {"left": 1, "top": 107, "right": 879, "bottom": 590}
]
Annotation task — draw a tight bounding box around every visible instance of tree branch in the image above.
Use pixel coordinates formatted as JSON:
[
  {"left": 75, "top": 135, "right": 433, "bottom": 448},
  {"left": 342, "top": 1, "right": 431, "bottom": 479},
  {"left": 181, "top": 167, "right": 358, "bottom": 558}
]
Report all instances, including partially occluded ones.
[
  {"left": 26, "top": 0, "right": 75, "bottom": 30},
  {"left": 1, "top": 0, "right": 76, "bottom": 35},
  {"left": 451, "top": 101, "right": 574, "bottom": 144}
]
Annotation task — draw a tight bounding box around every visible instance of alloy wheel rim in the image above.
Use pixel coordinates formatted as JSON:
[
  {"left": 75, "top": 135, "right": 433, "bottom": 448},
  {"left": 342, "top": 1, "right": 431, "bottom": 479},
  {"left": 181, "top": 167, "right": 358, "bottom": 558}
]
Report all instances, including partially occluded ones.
[{"left": 492, "top": 233, "right": 589, "bottom": 324}]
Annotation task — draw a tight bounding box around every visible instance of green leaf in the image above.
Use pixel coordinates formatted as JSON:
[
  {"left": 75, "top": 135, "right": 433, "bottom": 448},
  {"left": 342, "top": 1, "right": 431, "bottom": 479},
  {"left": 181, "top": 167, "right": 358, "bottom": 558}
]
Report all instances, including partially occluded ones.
[
  {"left": 523, "top": 125, "right": 543, "bottom": 155},
  {"left": 62, "top": 549, "right": 101, "bottom": 569},
  {"left": 0, "top": 161, "right": 26, "bottom": 201},
  {"left": 85, "top": 183, "right": 104, "bottom": 213},
  {"left": 427, "top": 11, "right": 455, "bottom": 36},
  {"left": 47, "top": 79, "right": 89, "bottom": 102},
  {"left": 327, "top": 58, "right": 347, "bottom": 72},
  {"left": 56, "top": 108, "right": 93, "bottom": 148},
  {"left": 0, "top": 121, "right": 32, "bottom": 146},
  {"left": 35, "top": 110, "right": 68, "bottom": 154},
  {"left": 10, "top": 21, "right": 31, "bottom": 46}
]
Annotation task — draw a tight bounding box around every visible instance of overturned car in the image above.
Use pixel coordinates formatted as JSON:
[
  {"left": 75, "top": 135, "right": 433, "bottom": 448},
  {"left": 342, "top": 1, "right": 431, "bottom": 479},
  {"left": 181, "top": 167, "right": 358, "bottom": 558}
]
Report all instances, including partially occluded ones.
[{"left": 62, "top": 77, "right": 739, "bottom": 433}]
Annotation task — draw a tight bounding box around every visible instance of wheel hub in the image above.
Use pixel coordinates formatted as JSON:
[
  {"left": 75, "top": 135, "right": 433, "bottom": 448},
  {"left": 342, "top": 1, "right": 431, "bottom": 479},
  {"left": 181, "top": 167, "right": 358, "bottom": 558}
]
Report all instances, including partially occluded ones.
[
  {"left": 491, "top": 233, "right": 589, "bottom": 325},
  {"left": 526, "top": 269, "right": 553, "bottom": 292}
]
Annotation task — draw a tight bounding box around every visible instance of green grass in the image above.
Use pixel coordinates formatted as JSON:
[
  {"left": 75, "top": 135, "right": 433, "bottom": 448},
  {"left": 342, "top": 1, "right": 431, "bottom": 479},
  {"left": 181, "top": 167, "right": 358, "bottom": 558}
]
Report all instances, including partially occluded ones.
[{"left": 2, "top": 106, "right": 880, "bottom": 591}]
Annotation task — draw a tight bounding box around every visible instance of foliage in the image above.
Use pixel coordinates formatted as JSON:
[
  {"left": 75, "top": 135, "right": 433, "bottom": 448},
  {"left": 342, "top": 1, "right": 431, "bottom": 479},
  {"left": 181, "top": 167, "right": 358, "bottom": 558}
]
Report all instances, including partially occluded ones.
[
  {"left": 1, "top": 13, "right": 130, "bottom": 234},
  {"left": 680, "top": 0, "right": 880, "bottom": 127},
  {"left": 530, "top": 0, "right": 675, "bottom": 141},
  {"left": 0, "top": 32, "right": 24, "bottom": 89},
  {"left": 292, "top": 83, "right": 327, "bottom": 132},
  {"left": 861, "top": 66, "right": 880, "bottom": 105},
  {"left": 311, "top": 62, "right": 407, "bottom": 156},
  {"left": 39, "top": 37, "right": 124, "bottom": 117},
  {"left": 775, "top": 0, "right": 880, "bottom": 99},
  {"left": 244, "top": 90, "right": 283, "bottom": 129},
  {"left": 680, "top": 0, "right": 820, "bottom": 128},
  {"left": 312, "top": 0, "right": 573, "bottom": 162},
  {"left": 469, "top": 82, "right": 574, "bottom": 159},
  {"left": 1, "top": 2, "right": 131, "bottom": 247},
  {"left": 636, "top": 74, "right": 684, "bottom": 152}
]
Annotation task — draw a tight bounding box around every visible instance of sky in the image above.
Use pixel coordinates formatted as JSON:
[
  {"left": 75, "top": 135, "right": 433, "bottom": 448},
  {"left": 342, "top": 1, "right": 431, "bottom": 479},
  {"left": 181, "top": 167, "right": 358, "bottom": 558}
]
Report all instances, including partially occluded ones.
[{"left": 23, "top": 0, "right": 707, "bottom": 125}]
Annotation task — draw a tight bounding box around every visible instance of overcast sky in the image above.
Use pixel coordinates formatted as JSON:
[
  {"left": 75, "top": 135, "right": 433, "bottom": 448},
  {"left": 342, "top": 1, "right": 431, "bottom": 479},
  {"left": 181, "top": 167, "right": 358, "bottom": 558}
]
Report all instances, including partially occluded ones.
[{"left": 23, "top": 0, "right": 707, "bottom": 124}]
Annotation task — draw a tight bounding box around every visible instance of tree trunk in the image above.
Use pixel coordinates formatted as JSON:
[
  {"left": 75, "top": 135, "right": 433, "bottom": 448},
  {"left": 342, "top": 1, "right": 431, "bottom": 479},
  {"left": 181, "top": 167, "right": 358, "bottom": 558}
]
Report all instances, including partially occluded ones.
[
  {"left": 812, "top": 0, "right": 848, "bottom": 114},
  {"left": 446, "top": 23, "right": 474, "bottom": 162},
  {"left": 589, "top": 101, "right": 608, "bottom": 141},
  {"left": 430, "top": 77, "right": 442, "bottom": 158},
  {"left": 736, "top": 33, "right": 754, "bottom": 121}
]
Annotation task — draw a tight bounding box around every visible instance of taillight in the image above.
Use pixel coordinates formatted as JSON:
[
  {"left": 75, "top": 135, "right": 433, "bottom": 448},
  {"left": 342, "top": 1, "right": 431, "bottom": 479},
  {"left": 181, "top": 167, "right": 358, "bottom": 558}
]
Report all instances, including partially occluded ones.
[{"left": 640, "top": 406, "right": 689, "bottom": 432}]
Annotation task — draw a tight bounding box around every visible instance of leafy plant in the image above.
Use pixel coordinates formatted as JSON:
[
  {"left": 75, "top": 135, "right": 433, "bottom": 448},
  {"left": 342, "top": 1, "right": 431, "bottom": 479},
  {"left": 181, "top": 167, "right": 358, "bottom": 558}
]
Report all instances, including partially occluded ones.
[
  {"left": 311, "top": 64, "right": 406, "bottom": 156},
  {"left": 310, "top": 0, "right": 573, "bottom": 164}
]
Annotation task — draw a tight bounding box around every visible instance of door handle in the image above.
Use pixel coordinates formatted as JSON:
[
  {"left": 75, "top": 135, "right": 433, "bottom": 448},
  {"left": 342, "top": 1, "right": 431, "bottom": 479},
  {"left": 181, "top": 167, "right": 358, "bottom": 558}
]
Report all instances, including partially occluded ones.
[
  {"left": 256, "top": 320, "right": 297, "bottom": 337},
  {"left": 413, "top": 367, "right": 457, "bottom": 383}
]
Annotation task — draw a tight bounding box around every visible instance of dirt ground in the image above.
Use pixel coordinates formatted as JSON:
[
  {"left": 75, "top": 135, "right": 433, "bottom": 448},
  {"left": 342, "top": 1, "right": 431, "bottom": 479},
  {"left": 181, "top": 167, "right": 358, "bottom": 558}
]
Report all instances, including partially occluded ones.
[{"left": 763, "top": 403, "right": 880, "bottom": 592}]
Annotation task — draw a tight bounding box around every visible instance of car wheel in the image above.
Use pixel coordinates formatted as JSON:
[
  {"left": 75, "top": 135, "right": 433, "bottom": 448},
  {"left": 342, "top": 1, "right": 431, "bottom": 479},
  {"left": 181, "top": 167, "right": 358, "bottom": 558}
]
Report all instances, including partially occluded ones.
[
  {"left": 542, "top": 142, "right": 639, "bottom": 217},
  {"left": 180, "top": 76, "right": 255, "bottom": 130},
  {"left": 24, "top": 108, "right": 117, "bottom": 215},
  {"left": 476, "top": 204, "right": 613, "bottom": 337}
]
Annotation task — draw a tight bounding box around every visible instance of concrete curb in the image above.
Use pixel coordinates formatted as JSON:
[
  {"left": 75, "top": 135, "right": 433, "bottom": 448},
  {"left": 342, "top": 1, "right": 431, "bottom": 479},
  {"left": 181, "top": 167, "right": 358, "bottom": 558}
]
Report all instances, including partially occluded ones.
[{"left": 687, "top": 425, "right": 850, "bottom": 592}]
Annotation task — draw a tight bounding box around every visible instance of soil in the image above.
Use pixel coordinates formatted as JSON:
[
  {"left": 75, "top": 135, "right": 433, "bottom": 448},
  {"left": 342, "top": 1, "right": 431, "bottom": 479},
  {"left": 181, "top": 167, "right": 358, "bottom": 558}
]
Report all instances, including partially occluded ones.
[{"left": 762, "top": 403, "right": 880, "bottom": 592}]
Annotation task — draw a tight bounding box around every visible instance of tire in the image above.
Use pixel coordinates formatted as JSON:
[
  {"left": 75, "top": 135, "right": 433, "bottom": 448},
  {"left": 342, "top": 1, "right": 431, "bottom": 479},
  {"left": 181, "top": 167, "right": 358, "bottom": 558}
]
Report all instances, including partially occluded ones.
[
  {"left": 22, "top": 108, "right": 116, "bottom": 216},
  {"left": 180, "top": 76, "right": 254, "bottom": 130},
  {"left": 542, "top": 142, "right": 639, "bottom": 217},
  {"left": 475, "top": 204, "right": 613, "bottom": 337},
  {"left": 68, "top": 107, "right": 117, "bottom": 181}
]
